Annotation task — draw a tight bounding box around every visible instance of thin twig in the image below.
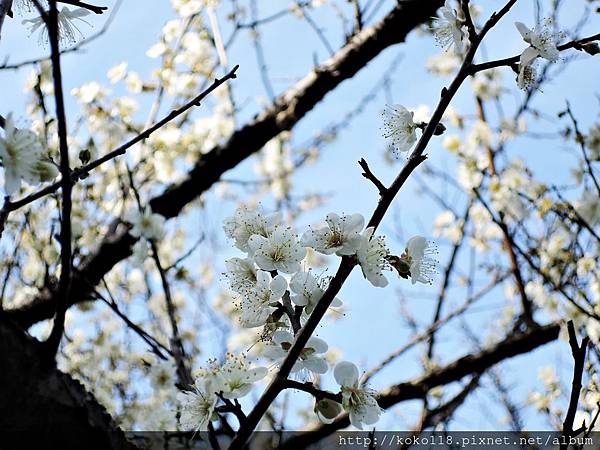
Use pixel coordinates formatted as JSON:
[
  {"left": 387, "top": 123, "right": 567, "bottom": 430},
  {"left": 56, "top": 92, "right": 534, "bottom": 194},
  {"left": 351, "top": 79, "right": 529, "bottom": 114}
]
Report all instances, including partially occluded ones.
[
  {"left": 358, "top": 158, "right": 387, "bottom": 195},
  {"left": 149, "top": 239, "right": 193, "bottom": 388},
  {"left": 126, "top": 166, "right": 194, "bottom": 389},
  {"left": 560, "top": 320, "right": 590, "bottom": 450},
  {"left": 564, "top": 102, "right": 600, "bottom": 198},
  {"left": 283, "top": 379, "right": 341, "bottom": 402},
  {"left": 468, "top": 33, "right": 600, "bottom": 75},
  {"left": 0, "top": 196, "right": 9, "bottom": 240},
  {"left": 474, "top": 95, "right": 534, "bottom": 326},
  {"left": 426, "top": 198, "right": 472, "bottom": 359},
  {"left": 57, "top": 0, "right": 107, "bottom": 14},
  {"left": 95, "top": 283, "right": 172, "bottom": 360},
  {"left": 460, "top": 0, "right": 477, "bottom": 43},
  {"left": 5, "top": 65, "right": 239, "bottom": 213}
]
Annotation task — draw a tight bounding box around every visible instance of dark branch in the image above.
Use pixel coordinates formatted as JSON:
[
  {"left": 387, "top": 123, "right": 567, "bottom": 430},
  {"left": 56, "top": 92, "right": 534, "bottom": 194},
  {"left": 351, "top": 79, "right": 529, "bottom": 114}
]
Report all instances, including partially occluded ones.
[
  {"left": 358, "top": 158, "right": 387, "bottom": 195},
  {"left": 283, "top": 379, "right": 341, "bottom": 403},
  {"left": 468, "top": 33, "right": 600, "bottom": 75},
  {"left": 39, "top": 0, "right": 74, "bottom": 362},
  {"left": 280, "top": 322, "right": 560, "bottom": 449},
  {"left": 57, "top": 0, "right": 107, "bottom": 14},
  {"left": 560, "top": 321, "right": 590, "bottom": 450}
]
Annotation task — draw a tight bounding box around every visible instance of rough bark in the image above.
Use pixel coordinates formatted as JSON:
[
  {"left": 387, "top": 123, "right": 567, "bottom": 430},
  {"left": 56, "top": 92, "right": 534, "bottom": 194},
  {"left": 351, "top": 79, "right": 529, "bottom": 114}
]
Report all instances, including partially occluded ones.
[{"left": 0, "top": 317, "right": 138, "bottom": 450}]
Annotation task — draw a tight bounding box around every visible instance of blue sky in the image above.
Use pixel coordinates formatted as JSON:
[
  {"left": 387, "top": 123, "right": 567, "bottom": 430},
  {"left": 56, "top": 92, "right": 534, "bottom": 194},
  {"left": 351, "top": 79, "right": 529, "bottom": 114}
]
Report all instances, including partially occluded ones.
[{"left": 2, "top": 0, "right": 599, "bottom": 430}]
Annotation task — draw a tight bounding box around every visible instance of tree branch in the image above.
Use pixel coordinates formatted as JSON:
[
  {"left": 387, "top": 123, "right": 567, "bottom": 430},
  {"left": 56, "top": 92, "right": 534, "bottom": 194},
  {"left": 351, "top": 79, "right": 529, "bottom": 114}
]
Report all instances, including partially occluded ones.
[
  {"left": 468, "top": 33, "right": 600, "bottom": 75},
  {"left": 560, "top": 321, "right": 590, "bottom": 450},
  {"left": 283, "top": 379, "right": 341, "bottom": 403},
  {"left": 6, "top": 0, "right": 446, "bottom": 330},
  {"left": 57, "top": 0, "right": 107, "bottom": 14},
  {"left": 280, "top": 322, "right": 560, "bottom": 449},
  {"left": 230, "top": 3, "right": 520, "bottom": 446},
  {"left": 39, "top": 0, "right": 74, "bottom": 361},
  {"left": 0, "top": 317, "right": 140, "bottom": 449},
  {"left": 358, "top": 158, "right": 387, "bottom": 195}
]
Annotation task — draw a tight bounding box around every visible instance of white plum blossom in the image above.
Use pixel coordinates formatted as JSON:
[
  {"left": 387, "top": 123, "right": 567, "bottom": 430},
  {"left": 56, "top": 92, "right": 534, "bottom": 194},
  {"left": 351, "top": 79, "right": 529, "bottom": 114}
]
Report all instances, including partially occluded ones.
[
  {"left": 71, "top": 82, "right": 103, "bottom": 104},
  {"left": 404, "top": 236, "right": 438, "bottom": 285},
  {"left": 147, "top": 360, "right": 176, "bottom": 390},
  {"left": 289, "top": 270, "right": 342, "bottom": 314},
  {"left": 356, "top": 227, "right": 390, "bottom": 288},
  {"left": 433, "top": 210, "right": 464, "bottom": 244},
  {"left": 515, "top": 21, "right": 560, "bottom": 66},
  {"left": 301, "top": 213, "right": 364, "bottom": 256},
  {"left": 223, "top": 204, "right": 278, "bottom": 253},
  {"left": 238, "top": 271, "right": 287, "bottom": 328},
  {"left": 177, "top": 379, "right": 218, "bottom": 432},
  {"left": 382, "top": 105, "right": 418, "bottom": 155},
  {"left": 224, "top": 257, "right": 257, "bottom": 293},
  {"left": 23, "top": 7, "right": 91, "bottom": 45},
  {"left": 514, "top": 20, "right": 560, "bottom": 90},
  {"left": 472, "top": 70, "right": 503, "bottom": 100},
  {"left": 247, "top": 225, "right": 306, "bottom": 273},
  {"left": 0, "top": 114, "right": 57, "bottom": 195},
  {"left": 128, "top": 208, "right": 166, "bottom": 241},
  {"left": 334, "top": 361, "right": 381, "bottom": 429},
  {"left": 265, "top": 330, "right": 329, "bottom": 374},
  {"left": 200, "top": 353, "right": 268, "bottom": 399},
  {"left": 107, "top": 62, "right": 128, "bottom": 83},
  {"left": 432, "top": 0, "right": 467, "bottom": 54},
  {"left": 172, "top": 0, "right": 204, "bottom": 17}
]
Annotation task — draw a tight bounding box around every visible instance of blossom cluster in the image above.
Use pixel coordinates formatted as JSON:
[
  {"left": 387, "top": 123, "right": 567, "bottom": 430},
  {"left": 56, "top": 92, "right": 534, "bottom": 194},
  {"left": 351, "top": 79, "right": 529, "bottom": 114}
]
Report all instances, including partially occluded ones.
[
  {"left": 178, "top": 353, "right": 268, "bottom": 432},
  {"left": 430, "top": 2, "right": 564, "bottom": 90},
  {"left": 175, "top": 205, "right": 437, "bottom": 431}
]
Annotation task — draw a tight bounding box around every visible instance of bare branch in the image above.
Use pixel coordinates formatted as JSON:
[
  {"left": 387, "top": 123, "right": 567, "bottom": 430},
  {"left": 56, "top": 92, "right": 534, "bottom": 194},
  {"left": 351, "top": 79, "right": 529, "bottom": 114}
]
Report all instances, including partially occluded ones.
[
  {"left": 358, "top": 157, "right": 387, "bottom": 195},
  {"left": 560, "top": 320, "right": 590, "bottom": 450},
  {"left": 281, "top": 322, "right": 561, "bottom": 449},
  {"left": 57, "top": 0, "right": 107, "bottom": 14},
  {"left": 564, "top": 102, "right": 600, "bottom": 198}
]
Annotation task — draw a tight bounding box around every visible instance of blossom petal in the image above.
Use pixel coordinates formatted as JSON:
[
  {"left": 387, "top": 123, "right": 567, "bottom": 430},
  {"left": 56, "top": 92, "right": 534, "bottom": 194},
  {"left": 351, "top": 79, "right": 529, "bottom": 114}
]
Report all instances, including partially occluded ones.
[
  {"left": 272, "top": 330, "right": 294, "bottom": 346},
  {"left": 269, "top": 275, "right": 288, "bottom": 300},
  {"left": 334, "top": 361, "right": 359, "bottom": 387},
  {"left": 519, "top": 46, "right": 539, "bottom": 66},
  {"left": 515, "top": 22, "right": 531, "bottom": 40},
  {"left": 307, "top": 336, "right": 328, "bottom": 354},
  {"left": 303, "top": 356, "right": 328, "bottom": 374}
]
